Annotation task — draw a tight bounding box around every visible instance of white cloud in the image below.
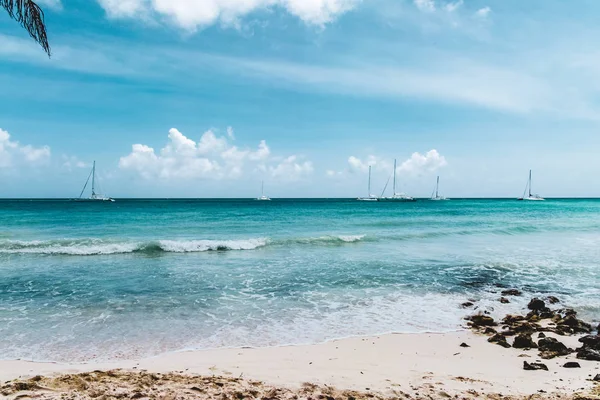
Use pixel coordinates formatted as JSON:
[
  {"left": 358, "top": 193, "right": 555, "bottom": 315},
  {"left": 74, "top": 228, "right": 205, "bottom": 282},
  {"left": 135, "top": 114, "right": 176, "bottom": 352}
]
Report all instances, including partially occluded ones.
[
  {"left": 444, "top": 0, "right": 462, "bottom": 12},
  {"left": 119, "top": 127, "right": 303, "bottom": 181},
  {"left": 269, "top": 155, "right": 313, "bottom": 181},
  {"left": 227, "top": 126, "right": 235, "bottom": 140},
  {"left": 0, "top": 128, "right": 51, "bottom": 168},
  {"left": 347, "top": 155, "right": 386, "bottom": 173},
  {"left": 62, "top": 155, "right": 90, "bottom": 171},
  {"left": 414, "top": 0, "right": 435, "bottom": 12},
  {"left": 96, "top": 0, "right": 359, "bottom": 29},
  {"left": 398, "top": 149, "right": 447, "bottom": 176},
  {"left": 475, "top": 6, "right": 491, "bottom": 19}
]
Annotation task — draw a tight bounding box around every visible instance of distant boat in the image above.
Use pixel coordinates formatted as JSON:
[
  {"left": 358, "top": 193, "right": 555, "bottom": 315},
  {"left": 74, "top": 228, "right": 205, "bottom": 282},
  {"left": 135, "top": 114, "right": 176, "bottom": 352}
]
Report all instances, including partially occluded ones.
[
  {"left": 430, "top": 176, "right": 449, "bottom": 201},
  {"left": 378, "top": 159, "right": 415, "bottom": 202},
  {"left": 357, "top": 166, "right": 378, "bottom": 201},
  {"left": 74, "top": 161, "right": 114, "bottom": 202},
  {"left": 256, "top": 181, "right": 271, "bottom": 201},
  {"left": 518, "top": 170, "right": 544, "bottom": 201}
]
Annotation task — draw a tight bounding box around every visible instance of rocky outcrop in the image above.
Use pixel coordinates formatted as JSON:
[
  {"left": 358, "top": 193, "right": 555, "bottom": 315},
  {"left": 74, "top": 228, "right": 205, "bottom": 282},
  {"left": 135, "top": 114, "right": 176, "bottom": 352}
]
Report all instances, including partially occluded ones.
[
  {"left": 466, "top": 314, "right": 497, "bottom": 327},
  {"left": 538, "top": 337, "right": 572, "bottom": 359},
  {"left": 488, "top": 334, "right": 511, "bottom": 348},
  {"left": 501, "top": 289, "right": 522, "bottom": 296},
  {"left": 576, "top": 334, "right": 600, "bottom": 361},
  {"left": 523, "top": 361, "right": 548, "bottom": 371},
  {"left": 513, "top": 333, "right": 537, "bottom": 349}
]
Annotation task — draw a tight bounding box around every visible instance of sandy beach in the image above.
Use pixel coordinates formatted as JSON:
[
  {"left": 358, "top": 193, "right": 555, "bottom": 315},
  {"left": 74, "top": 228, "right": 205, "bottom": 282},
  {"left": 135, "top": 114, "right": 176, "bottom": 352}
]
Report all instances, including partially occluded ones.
[{"left": 2, "top": 328, "right": 599, "bottom": 399}]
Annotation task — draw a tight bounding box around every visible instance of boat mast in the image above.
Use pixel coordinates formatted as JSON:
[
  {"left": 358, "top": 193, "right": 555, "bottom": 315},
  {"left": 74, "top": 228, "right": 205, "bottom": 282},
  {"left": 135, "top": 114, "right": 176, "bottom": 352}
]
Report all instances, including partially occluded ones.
[
  {"left": 436, "top": 176, "right": 439, "bottom": 199},
  {"left": 528, "top": 170, "right": 532, "bottom": 198},
  {"left": 368, "top": 166, "right": 372, "bottom": 196},
  {"left": 91, "top": 161, "right": 96, "bottom": 197},
  {"left": 393, "top": 159, "right": 397, "bottom": 195}
]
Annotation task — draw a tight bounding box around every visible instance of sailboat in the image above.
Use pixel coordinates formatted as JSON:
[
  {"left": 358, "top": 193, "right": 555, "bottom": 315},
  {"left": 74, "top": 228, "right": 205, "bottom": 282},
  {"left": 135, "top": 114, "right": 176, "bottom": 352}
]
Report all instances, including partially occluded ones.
[
  {"left": 357, "top": 166, "right": 378, "bottom": 201},
  {"left": 518, "top": 170, "right": 544, "bottom": 201},
  {"left": 378, "top": 159, "right": 415, "bottom": 202},
  {"left": 430, "top": 176, "right": 449, "bottom": 201},
  {"left": 74, "top": 161, "right": 115, "bottom": 202},
  {"left": 256, "top": 181, "right": 271, "bottom": 201}
]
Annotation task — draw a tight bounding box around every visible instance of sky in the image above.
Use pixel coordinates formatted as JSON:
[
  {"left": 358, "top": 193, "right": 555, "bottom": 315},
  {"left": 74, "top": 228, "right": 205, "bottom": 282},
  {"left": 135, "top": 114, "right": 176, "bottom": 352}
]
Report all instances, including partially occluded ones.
[{"left": 1, "top": 0, "right": 600, "bottom": 198}]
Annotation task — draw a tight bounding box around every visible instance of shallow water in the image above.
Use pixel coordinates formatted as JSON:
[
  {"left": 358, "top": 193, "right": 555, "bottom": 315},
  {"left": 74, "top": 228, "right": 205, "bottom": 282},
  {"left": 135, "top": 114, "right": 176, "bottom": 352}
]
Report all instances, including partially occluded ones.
[{"left": 1, "top": 198, "right": 599, "bottom": 361}]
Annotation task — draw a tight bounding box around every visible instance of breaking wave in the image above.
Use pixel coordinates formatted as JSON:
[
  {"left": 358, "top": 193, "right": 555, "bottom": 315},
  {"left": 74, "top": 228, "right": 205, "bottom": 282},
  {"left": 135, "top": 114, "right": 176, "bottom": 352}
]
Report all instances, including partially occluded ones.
[{"left": 0, "top": 235, "right": 368, "bottom": 256}]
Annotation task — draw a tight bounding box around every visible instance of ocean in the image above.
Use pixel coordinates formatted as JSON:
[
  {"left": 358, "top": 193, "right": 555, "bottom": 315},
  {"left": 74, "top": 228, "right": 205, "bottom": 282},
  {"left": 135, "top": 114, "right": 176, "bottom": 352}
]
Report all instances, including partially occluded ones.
[{"left": 1, "top": 198, "right": 599, "bottom": 362}]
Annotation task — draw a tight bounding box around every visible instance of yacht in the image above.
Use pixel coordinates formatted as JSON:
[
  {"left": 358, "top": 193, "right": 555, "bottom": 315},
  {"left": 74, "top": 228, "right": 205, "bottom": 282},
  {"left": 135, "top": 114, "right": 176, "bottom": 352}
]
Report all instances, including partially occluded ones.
[
  {"left": 357, "top": 166, "right": 378, "bottom": 201},
  {"left": 378, "top": 159, "right": 416, "bottom": 202},
  {"left": 518, "top": 170, "right": 544, "bottom": 201},
  {"left": 74, "top": 161, "right": 114, "bottom": 202}
]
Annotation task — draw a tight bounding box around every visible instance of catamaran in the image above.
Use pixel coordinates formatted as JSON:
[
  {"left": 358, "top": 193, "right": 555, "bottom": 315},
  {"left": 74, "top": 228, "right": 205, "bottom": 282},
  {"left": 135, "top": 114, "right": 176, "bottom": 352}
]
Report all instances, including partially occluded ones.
[
  {"left": 518, "top": 170, "right": 544, "bottom": 201},
  {"left": 256, "top": 181, "right": 271, "bottom": 201},
  {"left": 430, "top": 176, "right": 449, "bottom": 201},
  {"left": 357, "top": 165, "right": 378, "bottom": 201},
  {"left": 74, "top": 161, "right": 115, "bottom": 202},
  {"left": 378, "top": 159, "right": 415, "bottom": 202}
]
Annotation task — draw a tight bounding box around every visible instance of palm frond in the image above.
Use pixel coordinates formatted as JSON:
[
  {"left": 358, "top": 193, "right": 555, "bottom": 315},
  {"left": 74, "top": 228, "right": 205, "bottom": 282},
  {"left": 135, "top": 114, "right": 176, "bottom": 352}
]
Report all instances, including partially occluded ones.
[{"left": 1, "top": 0, "right": 50, "bottom": 56}]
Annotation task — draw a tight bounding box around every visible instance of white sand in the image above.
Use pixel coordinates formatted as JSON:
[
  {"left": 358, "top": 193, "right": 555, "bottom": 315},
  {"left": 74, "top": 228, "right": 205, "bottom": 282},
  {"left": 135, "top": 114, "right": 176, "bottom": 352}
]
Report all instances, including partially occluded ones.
[{"left": 1, "top": 331, "right": 598, "bottom": 397}]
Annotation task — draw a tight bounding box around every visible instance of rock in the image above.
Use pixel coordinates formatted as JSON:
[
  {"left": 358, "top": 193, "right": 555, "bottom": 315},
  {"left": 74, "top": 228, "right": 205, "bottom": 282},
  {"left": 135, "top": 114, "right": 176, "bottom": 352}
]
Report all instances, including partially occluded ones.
[
  {"left": 460, "top": 343, "right": 470, "bottom": 348},
  {"left": 577, "top": 347, "right": 600, "bottom": 361},
  {"left": 513, "top": 333, "right": 538, "bottom": 349},
  {"left": 461, "top": 302, "right": 474, "bottom": 309},
  {"left": 538, "top": 332, "right": 546, "bottom": 338},
  {"left": 502, "top": 315, "right": 526, "bottom": 324},
  {"left": 594, "top": 374, "right": 600, "bottom": 382},
  {"left": 499, "top": 297, "right": 510, "bottom": 304},
  {"left": 557, "top": 315, "right": 592, "bottom": 334},
  {"left": 528, "top": 298, "right": 546, "bottom": 311},
  {"left": 547, "top": 296, "right": 560, "bottom": 304},
  {"left": 467, "top": 314, "right": 497, "bottom": 327},
  {"left": 501, "top": 289, "right": 522, "bottom": 296},
  {"left": 523, "top": 361, "right": 548, "bottom": 371},
  {"left": 578, "top": 335, "right": 600, "bottom": 350},
  {"left": 488, "top": 334, "right": 511, "bottom": 348},
  {"left": 538, "top": 337, "right": 572, "bottom": 359},
  {"left": 562, "top": 362, "right": 581, "bottom": 368},
  {"left": 483, "top": 327, "right": 497, "bottom": 335}
]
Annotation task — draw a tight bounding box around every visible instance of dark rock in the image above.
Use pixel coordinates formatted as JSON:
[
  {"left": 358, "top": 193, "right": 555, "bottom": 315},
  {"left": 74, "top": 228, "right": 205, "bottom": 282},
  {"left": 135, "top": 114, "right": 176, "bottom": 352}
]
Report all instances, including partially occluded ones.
[
  {"left": 538, "top": 337, "right": 572, "bottom": 359},
  {"left": 547, "top": 296, "right": 560, "bottom": 304},
  {"left": 593, "top": 374, "right": 600, "bottom": 382},
  {"left": 577, "top": 347, "right": 600, "bottom": 361},
  {"left": 466, "top": 314, "right": 497, "bottom": 327},
  {"left": 528, "top": 298, "right": 546, "bottom": 311},
  {"left": 501, "top": 289, "right": 522, "bottom": 296},
  {"left": 562, "top": 362, "right": 581, "bottom": 368},
  {"left": 488, "top": 334, "right": 511, "bottom": 348},
  {"left": 460, "top": 343, "right": 470, "bottom": 348},
  {"left": 578, "top": 335, "right": 600, "bottom": 350},
  {"left": 523, "top": 361, "right": 548, "bottom": 371},
  {"left": 499, "top": 297, "right": 510, "bottom": 304},
  {"left": 513, "top": 333, "right": 538, "bottom": 349},
  {"left": 461, "top": 302, "right": 474, "bottom": 309},
  {"left": 538, "top": 332, "right": 546, "bottom": 338},
  {"left": 502, "top": 315, "right": 526, "bottom": 324},
  {"left": 557, "top": 315, "right": 592, "bottom": 334},
  {"left": 483, "top": 327, "right": 497, "bottom": 335}
]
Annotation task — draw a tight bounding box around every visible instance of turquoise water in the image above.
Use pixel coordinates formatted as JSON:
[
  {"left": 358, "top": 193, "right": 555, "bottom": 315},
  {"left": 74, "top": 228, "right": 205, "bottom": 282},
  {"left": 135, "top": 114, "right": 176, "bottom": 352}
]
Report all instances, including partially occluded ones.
[{"left": 1, "top": 199, "right": 599, "bottom": 362}]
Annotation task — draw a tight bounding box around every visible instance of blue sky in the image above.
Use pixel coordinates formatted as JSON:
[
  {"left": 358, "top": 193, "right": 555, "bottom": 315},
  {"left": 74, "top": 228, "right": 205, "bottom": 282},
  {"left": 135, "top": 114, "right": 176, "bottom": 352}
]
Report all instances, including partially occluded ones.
[{"left": 1, "top": 0, "right": 600, "bottom": 197}]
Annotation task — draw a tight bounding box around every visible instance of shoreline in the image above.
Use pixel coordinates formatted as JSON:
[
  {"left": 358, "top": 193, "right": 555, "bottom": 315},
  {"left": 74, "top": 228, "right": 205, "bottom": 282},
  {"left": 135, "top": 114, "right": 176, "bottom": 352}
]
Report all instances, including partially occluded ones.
[{"left": 2, "top": 330, "right": 598, "bottom": 398}]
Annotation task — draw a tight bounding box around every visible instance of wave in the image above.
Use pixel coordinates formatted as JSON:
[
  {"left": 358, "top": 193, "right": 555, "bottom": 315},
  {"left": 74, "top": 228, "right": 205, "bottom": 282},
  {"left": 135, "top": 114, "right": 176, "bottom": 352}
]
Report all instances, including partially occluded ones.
[{"left": 0, "top": 235, "right": 367, "bottom": 256}]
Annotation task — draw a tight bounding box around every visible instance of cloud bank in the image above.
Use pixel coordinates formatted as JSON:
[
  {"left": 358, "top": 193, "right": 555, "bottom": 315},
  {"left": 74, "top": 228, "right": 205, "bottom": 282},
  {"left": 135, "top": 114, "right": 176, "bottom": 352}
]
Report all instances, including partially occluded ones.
[
  {"left": 0, "top": 129, "right": 51, "bottom": 168},
  {"left": 119, "top": 127, "right": 312, "bottom": 181},
  {"left": 97, "top": 0, "right": 359, "bottom": 29}
]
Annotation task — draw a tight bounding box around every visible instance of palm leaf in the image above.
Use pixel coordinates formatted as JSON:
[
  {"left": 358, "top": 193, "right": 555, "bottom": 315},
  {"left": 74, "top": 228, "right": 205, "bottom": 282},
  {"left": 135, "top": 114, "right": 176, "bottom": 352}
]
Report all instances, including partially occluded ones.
[{"left": 1, "top": 0, "right": 50, "bottom": 56}]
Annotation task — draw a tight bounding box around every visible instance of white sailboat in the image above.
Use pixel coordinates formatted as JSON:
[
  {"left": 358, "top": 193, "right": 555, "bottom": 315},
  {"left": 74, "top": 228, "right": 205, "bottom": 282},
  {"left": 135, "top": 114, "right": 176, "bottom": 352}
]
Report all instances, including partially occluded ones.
[
  {"left": 518, "top": 170, "right": 544, "bottom": 201},
  {"left": 75, "top": 161, "right": 114, "bottom": 202},
  {"left": 357, "top": 165, "right": 378, "bottom": 201},
  {"left": 256, "top": 181, "right": 271, "bottom": 201},
  {"left": 378, "top": 159, "right": 415, "bottom": 202},
  {"left": 430, "top": 176, "right": 449, "bottom": 201}
]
